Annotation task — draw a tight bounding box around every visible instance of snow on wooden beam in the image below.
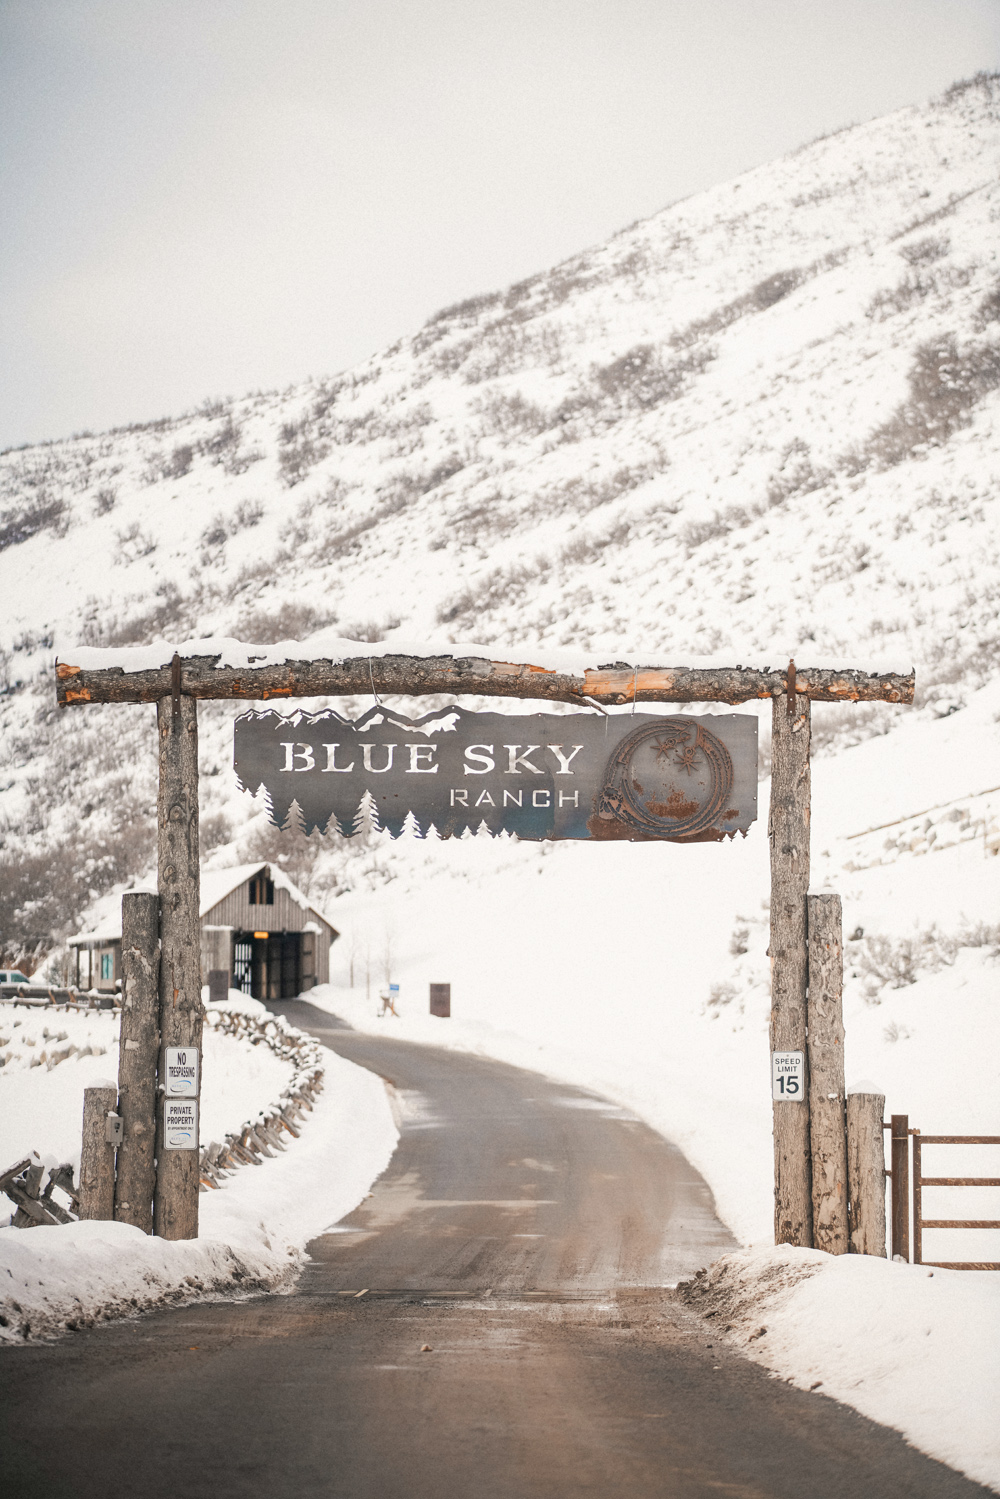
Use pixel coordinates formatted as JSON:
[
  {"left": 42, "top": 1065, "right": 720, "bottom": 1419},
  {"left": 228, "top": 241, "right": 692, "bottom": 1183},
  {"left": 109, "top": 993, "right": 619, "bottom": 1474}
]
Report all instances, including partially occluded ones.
[{"left": 55, "top": 648, "right": 915, "bottom": 707}]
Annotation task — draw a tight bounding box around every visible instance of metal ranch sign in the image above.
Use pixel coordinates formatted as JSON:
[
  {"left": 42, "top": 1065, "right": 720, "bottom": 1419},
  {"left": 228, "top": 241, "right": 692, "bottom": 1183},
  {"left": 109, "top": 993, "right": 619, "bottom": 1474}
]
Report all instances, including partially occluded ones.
[{"left": 234, "top": 705, "right": 757, "bottom": 842}]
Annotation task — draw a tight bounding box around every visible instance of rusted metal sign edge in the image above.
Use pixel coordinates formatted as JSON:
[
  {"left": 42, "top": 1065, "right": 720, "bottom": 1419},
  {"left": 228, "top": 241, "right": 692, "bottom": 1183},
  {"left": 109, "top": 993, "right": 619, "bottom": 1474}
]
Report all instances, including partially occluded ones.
[
  {"left": 55, "top": 651, "right": 915, "bottom": 708},
  {"left": 234, "top": 704, "right": 759, "bottom": 843}
]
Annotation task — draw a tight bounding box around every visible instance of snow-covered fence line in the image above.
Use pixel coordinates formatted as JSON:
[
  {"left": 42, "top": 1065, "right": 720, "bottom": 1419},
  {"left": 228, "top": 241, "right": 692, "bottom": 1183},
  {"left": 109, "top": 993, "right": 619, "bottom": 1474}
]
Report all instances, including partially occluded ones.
[
  {"left": 196, "top": 1006, "right": 325, "bottom": 1192},
  {"left": 0, "top": 1004, "right": 326, "bottom": 1227},
  {"left": 0, "top": 1157, "right": 78, "bottom": 1228},
  {"left": 0, "top": 986, "right": 114, "bottom": 1009}
]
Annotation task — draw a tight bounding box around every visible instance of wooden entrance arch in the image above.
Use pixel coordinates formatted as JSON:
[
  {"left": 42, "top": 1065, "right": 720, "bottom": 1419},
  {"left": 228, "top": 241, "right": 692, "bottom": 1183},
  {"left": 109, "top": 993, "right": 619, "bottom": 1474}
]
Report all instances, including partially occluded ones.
[{"left": 56, "top": 646, "right": 914, "bottom": 1241}]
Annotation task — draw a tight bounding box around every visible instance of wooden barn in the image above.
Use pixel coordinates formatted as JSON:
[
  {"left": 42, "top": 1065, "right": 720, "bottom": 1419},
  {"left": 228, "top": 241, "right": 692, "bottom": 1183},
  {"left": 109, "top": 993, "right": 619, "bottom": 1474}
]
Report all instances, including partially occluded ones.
[{"left": 69, "top": 862, "right": 338, "bottom": 1001}]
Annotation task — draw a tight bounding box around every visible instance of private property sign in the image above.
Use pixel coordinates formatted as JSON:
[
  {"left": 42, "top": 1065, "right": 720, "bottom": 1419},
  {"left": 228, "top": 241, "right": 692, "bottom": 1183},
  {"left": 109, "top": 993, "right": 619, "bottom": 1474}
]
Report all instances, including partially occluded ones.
[{"left": 234, "top": 705, "right": 757, "bottom": 842}]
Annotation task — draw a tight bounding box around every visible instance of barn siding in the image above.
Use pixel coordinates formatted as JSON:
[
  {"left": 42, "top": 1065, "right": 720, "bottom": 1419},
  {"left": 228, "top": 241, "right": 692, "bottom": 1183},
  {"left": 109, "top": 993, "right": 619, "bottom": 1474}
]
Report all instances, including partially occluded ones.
[
  {"left": 73, "top": 866, "right": 335, "bottom": 997},
  {"left": 204, "top": 876, "right": 334, "bottom": 938},
  {"left": 203, "top": 869, "right": 336, "bottom": 987}
]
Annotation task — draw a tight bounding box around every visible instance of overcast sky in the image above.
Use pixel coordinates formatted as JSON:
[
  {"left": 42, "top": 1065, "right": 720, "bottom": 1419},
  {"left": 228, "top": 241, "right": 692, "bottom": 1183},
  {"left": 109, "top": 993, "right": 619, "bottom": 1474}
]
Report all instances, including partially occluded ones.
[{"left": 2, "top": 0, "right": 998, "bottom": 449}]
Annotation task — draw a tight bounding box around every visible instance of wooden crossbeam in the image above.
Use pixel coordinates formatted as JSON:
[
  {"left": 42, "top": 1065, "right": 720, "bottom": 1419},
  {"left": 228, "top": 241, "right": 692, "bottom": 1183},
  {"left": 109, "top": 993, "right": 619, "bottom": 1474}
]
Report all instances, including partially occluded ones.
[{"left": 55, "top": 652, "right": 914, "bottom": 707}]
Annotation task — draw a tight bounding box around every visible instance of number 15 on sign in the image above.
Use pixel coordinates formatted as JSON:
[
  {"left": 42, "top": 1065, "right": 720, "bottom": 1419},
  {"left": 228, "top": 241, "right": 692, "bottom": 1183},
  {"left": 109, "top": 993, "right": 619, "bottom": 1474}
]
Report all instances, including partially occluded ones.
[{"left": 772, "top": 1051, "right": 804, "bottom": 1100}]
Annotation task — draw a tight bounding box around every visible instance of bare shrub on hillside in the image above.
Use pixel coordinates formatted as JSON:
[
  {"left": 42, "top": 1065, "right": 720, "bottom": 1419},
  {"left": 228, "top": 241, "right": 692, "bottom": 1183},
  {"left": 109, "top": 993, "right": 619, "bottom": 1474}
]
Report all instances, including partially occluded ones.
[
  {"left": 0, "top": 494, "right": 69, "bottom": 552},
  {"left": 593, "top": 342, "right": 715, "bottom": 410},
  {"left": 340, "top": 617, "right": 401, "bottom": 644},
  {"left": 851, "top": 333, "right": 1000, "bottom": 468},
  {"left": 459, "top": 322, "right": 564, "bottom": 384},
  {"left": 899, "top": 235, "right": 950, "bottom": 266},
  {"left": 0, "top": 849, "right": 78, "bottom": 971},
  {"left": 893, "top": 182, "right": 985, "bottom": 243},
  {"left": 420, "top": 290, "right": 504, "bottom": 339},
  {"left": 670, "top": 266, "right": 813, "bottom": 352},
  {"left": 974, "top": 282, "right": 1000, "bottom": 328},
  {"left": 765, "top": 439, "right": 833, "bottom": 505},
  {"left": 942, "top": 70, "right": 1000, "bottom": 101},
  {"left": 199, "top": 811, "right": 234, "bottom": 853},
  {"left": 542, "top": 461, "right": 663, "bottom": 519},
  {"left": 384, "top": 456, "right": 466, "bottom": 499},
  {"left": 425, "top": 333, "right": 477, "bottom": 376},
  {"left": 79, "top": 582, "right": 191, "bottom": 648},
  {"left": 380, "top": 401, "right": 435, "bottom": 458},
  {"left": 0, "top": 449, "right": 75, "bottom": 505},
  {"left": 196, "top": 414, "right": 261, "bottom": 476},
  {"left": 315, "top": 476, "right": 354, "bottom": 509},
  {"left": 854, "top": 924, "right": 999, "bottom": 1003},
  {"left": 0, "top": 647, "right": 17, "bottom": 700},
  {"left": 200, "top": 499, "right": 264, "bottom": 562},
  {"left": 308, "top": 493, "right": 411, "bottom": 565},
  {"left": 238, "top": 812, "right": 388, "bottom": 904},
  {"left": 440, "top": 290, "right": 506, "bottom": 323},
  {"left": 200, "top": 515, "right": 229, "bottom": 552},
  {"left": 0, "top": 784, "right": 156, "bottom": 969},
  {"left": 473, "top": 390, "right": 549, "bottom": 438},
  {"left": 857, "top": 931, "right": 951, "bottom": 996},
  {"left": 866, "top": 262, "right": 974, "bottom": 321},
  {"left": 866, "top": 272, "right": 939, "bottom": 320},
  {"left": 679, "top": 513, "right": 736, "bottom": 550},
  {"left": 115, "top": 522, "right": 157, "bottom": 564},
  {"left": 197, "top": 396, "right": 230, "bottom": 420},
  {"left": 752, "top": 269, "right": 804, "bottom": 308},
  {"left": 278, "top": 423, "right": 330, "bottom": 487},
  {"left": 705, "top": 980, "right": 740, "bottom": 1016},
  {"left": 911, "top": 630, "right": 1000, "bottom": 706},
  {"left": 437, "top": 562, "right": 538, "bottom": 629},
  {"left": 156, "top": 444, "right": 194, "bottom": 480},
  {"left": 93, "top": 486, "right": 117, "bottom": 515},
  {"left": 10, "top": 629, "right": 53, "bottom": 655},
  {"left": 236, "top": 601, "right": 334, "bottom": 645},
  {"left": 447, "top": 493, "right": 521, "bottom": 548},
  {"left": 808, "top": 700, "right": 902, "bottom": 760},
  {"left": 557, "top": 518, "right": 631, "bottom": 567},
  {"left": 311, "top": 378, "right": 348, "bottom": 423},
  {"left": 109, "top": 414, "right": 174, "bottom": 437}
]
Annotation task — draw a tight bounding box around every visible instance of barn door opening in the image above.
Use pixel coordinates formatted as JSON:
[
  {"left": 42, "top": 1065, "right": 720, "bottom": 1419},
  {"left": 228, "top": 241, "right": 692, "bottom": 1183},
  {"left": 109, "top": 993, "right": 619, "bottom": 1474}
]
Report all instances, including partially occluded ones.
[{"left": 232, "top": 931, "right": 302, "bottom": 999}]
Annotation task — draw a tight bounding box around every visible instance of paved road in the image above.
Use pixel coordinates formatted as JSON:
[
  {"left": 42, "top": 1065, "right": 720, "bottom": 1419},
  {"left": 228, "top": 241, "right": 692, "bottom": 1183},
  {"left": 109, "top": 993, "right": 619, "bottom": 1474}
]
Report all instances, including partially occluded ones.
[{"left": 1, "top": 1000, "right": 988, "bottom": 1499}]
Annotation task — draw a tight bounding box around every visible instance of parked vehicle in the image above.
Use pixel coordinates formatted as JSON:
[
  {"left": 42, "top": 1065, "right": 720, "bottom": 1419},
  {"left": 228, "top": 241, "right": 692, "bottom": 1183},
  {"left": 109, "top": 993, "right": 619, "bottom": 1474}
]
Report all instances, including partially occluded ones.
[{"left": 0, "top": 969, "right": 30, "bottom": 985}]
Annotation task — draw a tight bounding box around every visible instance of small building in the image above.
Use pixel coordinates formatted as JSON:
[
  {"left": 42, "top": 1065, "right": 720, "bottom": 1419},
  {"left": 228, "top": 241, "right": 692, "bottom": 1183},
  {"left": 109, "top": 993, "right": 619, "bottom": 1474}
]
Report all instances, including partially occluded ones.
[{"left": 69, "top": 863, "right": 338, "bottom": 1001}]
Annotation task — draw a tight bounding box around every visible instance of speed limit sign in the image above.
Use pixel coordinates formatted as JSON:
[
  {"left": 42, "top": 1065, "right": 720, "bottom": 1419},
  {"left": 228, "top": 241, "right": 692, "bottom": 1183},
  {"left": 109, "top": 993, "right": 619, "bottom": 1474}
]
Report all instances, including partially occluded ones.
[{"left": 772, "top": 1051, "right": 804, "bottom": 1100}]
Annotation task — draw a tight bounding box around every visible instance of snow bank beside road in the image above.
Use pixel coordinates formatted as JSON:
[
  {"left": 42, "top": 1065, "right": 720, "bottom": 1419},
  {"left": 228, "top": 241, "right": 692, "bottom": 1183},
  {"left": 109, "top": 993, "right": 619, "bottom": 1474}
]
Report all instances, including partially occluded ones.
[
  {"left": 0, "top": 1044, "right": 398, "bottom": 1343},
  {"left": 681, "top": 1247, "right": 1000, "bottom": 1493},
  {"left": 0, "top": 1000, "right": 297, "bottom": 1177}
]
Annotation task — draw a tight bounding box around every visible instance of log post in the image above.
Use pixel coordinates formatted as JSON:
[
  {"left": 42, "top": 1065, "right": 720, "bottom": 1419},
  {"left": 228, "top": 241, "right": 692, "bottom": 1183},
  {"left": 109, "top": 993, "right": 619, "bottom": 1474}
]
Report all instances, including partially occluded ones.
[
  {"left": 115, "top": 891, "right": 160, "bottom": 1233},
  {"left": 79, "top": 1083, "right": 118, "bottom": 1220},
  {"left": 154, "top": 688, "right": 203, "bottom": 1240},
  {"left": 807, "top": 893, "right": 848, "bottom": 1253},
  {"left": 890, "top": 1114, "right": 910, "bottom": 1261},
  {"left": 846, "top": 1093, "right": 887, "bottom": 1256},
  {"left": 769, "top": 680, "right": 813, "bottom": 1246}
]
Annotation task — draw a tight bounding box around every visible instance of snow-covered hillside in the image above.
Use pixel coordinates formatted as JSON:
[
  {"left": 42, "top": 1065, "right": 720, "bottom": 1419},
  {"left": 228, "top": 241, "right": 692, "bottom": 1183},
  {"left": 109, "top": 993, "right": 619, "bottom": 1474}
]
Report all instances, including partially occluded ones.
[
  {"left": 1, "top": 77, "right": 998, "bottom": 1479},
  {"left": 1, "top": 71, "right": 998, "bottom": 978}
]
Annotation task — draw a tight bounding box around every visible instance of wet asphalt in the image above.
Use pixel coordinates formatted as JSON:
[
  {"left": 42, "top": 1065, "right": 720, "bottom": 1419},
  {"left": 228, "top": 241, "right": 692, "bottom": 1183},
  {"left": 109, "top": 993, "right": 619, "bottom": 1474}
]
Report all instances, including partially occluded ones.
[{"left": 0, "top": 998, "right": 989, "bottom": 1499}]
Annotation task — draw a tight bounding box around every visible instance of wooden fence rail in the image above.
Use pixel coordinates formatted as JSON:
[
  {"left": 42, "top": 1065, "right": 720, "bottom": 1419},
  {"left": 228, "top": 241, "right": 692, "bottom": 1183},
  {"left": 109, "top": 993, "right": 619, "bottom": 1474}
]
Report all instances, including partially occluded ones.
[{"left": 886, "top": 1121, "right": 1000, "bottom": 1270}]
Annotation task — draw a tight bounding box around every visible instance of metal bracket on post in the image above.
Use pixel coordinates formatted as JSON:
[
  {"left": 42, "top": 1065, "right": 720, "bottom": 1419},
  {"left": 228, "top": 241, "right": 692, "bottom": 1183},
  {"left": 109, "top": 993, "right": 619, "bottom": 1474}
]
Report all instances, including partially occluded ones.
[
  {"left": 171, "top": 652, "right": 182, "bottom": 723},
  {"left": 890, "top": 1114, "right": 910, "bottom": 1261}
]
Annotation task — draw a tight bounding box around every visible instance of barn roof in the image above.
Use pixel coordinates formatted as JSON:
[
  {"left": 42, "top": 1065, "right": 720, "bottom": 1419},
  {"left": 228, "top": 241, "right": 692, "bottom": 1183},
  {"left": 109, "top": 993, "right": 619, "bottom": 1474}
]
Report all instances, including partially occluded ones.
[{"left": 69, "top": 862, "right": 336, "bottom": 945}]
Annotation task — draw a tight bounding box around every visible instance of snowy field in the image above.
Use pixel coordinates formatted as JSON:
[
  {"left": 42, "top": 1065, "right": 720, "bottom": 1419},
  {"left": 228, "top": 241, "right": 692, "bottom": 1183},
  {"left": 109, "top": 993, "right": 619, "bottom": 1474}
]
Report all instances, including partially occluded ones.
[{"left": 0, "top": 1001, "right": 398, "bottom": 1343}]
